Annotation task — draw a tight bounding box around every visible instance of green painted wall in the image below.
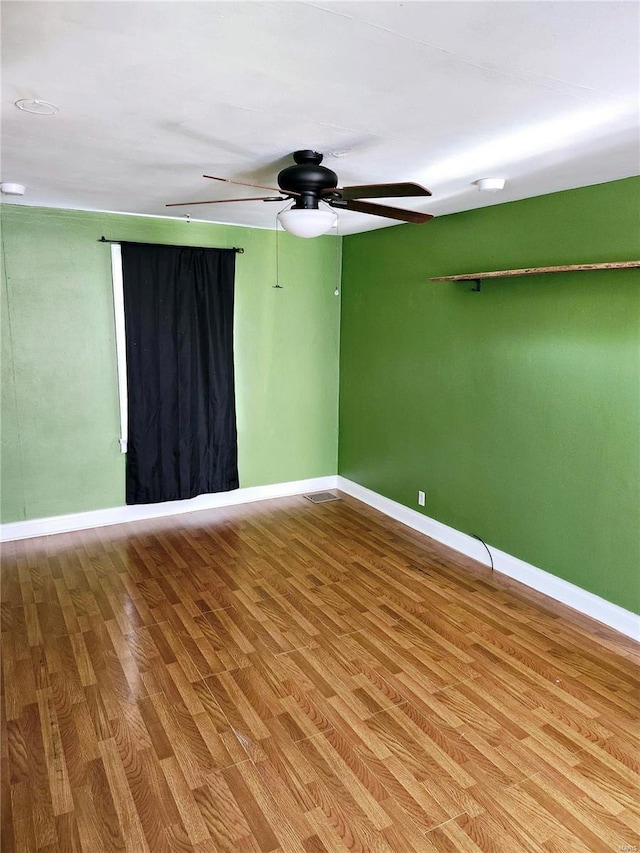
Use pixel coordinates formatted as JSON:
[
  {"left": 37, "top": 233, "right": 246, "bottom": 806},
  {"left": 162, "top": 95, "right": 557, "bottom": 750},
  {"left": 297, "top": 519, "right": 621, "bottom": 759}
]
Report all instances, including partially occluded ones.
[
  {"left": 1, "top": 206, "right": 340, "bottom": 522},
  {"left": 3, "top": 181, "right": 639, "bottom": 616},
  {"left": 339, "top": 177, "right": 640, "bottom": 614}
]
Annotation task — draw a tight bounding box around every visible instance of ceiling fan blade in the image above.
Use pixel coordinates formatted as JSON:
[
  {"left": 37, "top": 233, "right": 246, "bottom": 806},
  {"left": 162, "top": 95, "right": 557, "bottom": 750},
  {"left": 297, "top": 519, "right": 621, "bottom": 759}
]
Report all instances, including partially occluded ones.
[
  {"left": 327, "top": 182, "right": 432, "bottom": 201},
  {"left": 331, "top": 198, "right": 434, "bottom": 224},
  {"left": 203, "top": 174, "right": 300, "bottom": 197},
  {"left": 166, "top": 196, "right": 284, "bottom": 208}
]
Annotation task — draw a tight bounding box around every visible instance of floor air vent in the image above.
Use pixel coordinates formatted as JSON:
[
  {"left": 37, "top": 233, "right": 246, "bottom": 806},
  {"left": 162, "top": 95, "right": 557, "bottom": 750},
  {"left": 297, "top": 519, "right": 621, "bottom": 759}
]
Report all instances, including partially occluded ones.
[{"left": 304, "top": 491, "right": 341, "bottom": 504}]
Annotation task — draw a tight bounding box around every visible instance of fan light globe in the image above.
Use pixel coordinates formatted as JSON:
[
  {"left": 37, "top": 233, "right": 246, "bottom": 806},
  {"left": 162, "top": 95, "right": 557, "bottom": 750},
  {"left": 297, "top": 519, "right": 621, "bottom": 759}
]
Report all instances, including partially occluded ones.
[{"left": 277, "top": 208, "right": 336, "bottom": 238}]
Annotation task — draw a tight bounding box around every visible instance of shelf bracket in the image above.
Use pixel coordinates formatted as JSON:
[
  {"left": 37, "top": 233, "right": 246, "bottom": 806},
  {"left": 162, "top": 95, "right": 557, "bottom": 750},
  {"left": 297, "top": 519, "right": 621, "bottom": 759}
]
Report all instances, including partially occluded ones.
[{"left": 470, "top": 279, "right": 482, "bottom": 292}]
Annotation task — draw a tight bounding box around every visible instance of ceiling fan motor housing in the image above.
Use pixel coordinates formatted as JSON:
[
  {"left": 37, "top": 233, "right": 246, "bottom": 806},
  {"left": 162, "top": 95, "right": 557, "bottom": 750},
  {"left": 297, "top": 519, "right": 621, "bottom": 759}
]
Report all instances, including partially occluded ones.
[{"left": 278, "top": 150, "right": 338, "bottom": 209}]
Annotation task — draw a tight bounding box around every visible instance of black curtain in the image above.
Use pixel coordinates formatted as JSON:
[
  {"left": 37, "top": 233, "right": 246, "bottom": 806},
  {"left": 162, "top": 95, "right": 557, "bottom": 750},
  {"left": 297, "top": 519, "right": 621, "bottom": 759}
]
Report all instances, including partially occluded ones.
[{"left": 121, "top": 243, "right": 238, "bottom": 504}]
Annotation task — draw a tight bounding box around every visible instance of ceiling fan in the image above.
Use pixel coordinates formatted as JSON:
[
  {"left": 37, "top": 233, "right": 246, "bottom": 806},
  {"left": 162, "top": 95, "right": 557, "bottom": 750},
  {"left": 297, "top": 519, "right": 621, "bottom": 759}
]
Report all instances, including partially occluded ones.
[{"left": 167, "top": 150, "right": 434, "bottom": 237}]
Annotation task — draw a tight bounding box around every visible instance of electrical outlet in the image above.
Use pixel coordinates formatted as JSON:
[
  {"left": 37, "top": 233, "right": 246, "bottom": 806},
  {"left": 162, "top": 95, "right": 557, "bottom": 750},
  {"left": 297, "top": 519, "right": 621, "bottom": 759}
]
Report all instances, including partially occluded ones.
[{"left": 418, "top": 490, "right": 426, "bottom": 507}]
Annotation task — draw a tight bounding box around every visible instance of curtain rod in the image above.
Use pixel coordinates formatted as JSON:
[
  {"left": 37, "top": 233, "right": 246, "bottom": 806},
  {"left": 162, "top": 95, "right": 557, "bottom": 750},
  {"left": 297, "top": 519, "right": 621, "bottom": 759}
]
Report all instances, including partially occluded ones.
[{"left": 98, "top": 237, "right": 244, "bottom": 253}]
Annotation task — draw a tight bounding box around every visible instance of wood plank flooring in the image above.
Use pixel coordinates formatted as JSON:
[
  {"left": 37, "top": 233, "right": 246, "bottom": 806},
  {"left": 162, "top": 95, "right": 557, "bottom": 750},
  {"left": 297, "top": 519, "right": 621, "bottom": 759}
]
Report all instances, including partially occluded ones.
[{"left": 1, "top": 492, "right": 639, "bottom": 852}]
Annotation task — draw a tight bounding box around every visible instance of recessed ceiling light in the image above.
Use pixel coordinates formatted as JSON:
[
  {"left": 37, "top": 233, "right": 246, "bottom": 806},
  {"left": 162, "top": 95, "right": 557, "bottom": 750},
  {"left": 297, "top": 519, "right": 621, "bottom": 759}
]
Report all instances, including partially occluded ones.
[
  {"left": 15, "top": 98, "right": 58, "bottom": 115},
  {"left": 475, "top": 177, "right": 506, "bottom": 192}
]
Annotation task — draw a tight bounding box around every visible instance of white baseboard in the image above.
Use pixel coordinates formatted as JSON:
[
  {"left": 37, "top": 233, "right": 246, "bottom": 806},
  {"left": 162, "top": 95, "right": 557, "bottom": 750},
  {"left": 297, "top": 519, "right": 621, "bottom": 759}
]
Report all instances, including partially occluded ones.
[
  {"left": 0, "top": 476, "right": 339, "bottom": 543},
  {"left": 337, "top": 476, "right": 640, "bottom": 642},
  {"left": 3, "top": 473, "right": 637, "bottom": 642}
]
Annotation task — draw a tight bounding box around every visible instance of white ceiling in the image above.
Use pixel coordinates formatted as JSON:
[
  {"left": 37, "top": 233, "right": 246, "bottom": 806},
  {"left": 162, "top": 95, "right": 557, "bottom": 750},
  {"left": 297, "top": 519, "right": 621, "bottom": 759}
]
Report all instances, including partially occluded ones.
[{"left": 2, "top": 1, "right": 639, "bottom": 234}]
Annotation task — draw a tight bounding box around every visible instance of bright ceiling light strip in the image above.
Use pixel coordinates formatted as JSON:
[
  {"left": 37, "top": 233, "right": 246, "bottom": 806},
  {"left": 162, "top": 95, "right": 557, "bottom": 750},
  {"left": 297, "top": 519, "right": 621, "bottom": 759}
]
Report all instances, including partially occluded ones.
[{"left": 422, "top": 101, "right": 636, "bottom": 184}]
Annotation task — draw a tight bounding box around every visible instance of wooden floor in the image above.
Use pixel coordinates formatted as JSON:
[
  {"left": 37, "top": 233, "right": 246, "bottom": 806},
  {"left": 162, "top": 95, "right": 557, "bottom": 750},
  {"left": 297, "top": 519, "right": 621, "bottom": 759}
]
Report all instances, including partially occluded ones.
[{"left": 1, "top": 493, "right": 639, "bottom": 852}]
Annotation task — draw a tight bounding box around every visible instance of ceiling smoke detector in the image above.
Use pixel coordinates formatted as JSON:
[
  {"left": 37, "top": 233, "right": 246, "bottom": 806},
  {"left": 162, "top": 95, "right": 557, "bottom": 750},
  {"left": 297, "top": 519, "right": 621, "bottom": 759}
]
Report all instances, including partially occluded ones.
[
  {"left": 15, "top": 98, "right": 58, "bottom": 115},
  {"left": 475, "top": 177, "right": 506, "bottom": 192},
  {"left": 1, "top": 183, "right": 26, "bottom": 195}
]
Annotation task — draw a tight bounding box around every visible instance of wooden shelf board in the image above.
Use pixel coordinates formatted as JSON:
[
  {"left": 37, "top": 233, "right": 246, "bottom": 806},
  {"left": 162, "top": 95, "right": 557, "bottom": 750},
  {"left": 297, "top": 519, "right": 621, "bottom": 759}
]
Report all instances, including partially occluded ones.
[{"left": 430, "top": 260, "right": 640, "bottom": 283}]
